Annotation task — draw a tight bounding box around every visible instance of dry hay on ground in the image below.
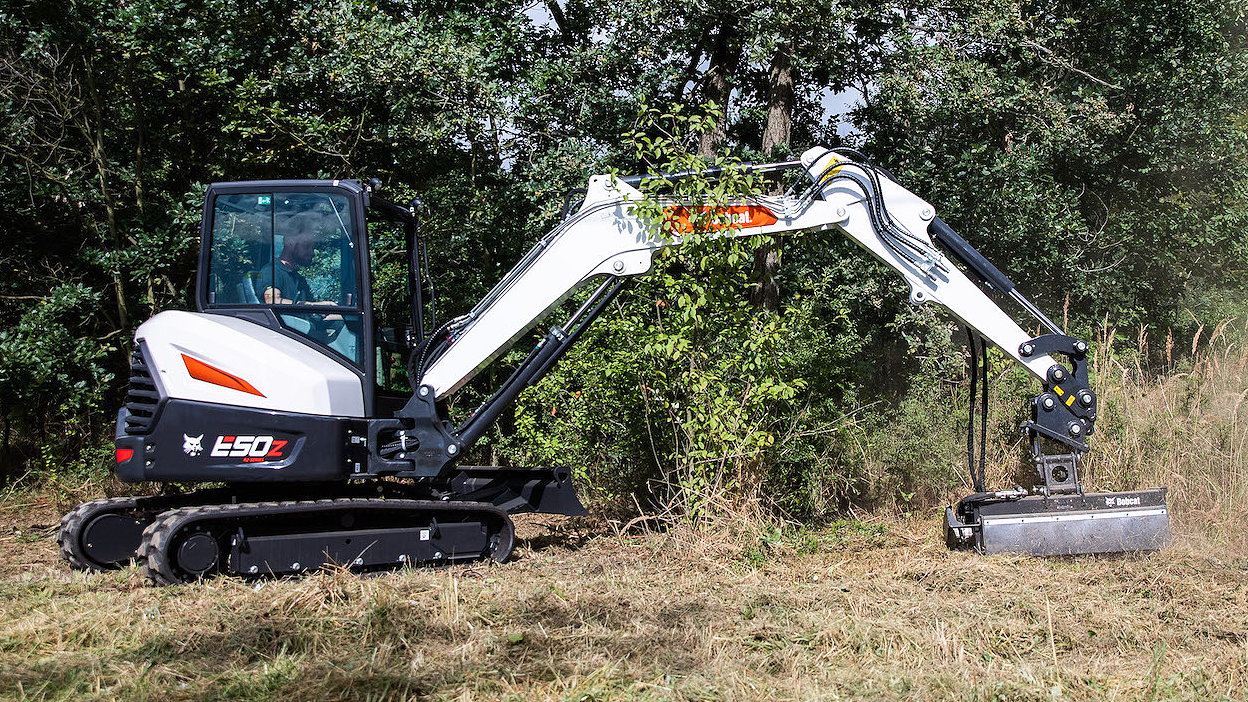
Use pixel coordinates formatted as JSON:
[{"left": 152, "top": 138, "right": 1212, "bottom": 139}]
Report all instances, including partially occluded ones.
[{"left": 0, "top": 494, "right": 1245, "bottom": 700}]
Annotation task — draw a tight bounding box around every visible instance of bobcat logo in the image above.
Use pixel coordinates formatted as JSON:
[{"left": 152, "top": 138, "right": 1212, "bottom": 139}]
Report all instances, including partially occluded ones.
[{"left": 182, "top": 434, "right": 204, "bottom": 457}]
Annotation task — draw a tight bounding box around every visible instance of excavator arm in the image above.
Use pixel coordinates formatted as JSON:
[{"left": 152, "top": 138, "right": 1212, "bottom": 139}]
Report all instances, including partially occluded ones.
[{"left": 387, "top": 146, "right": 1168, "bottom": 556}]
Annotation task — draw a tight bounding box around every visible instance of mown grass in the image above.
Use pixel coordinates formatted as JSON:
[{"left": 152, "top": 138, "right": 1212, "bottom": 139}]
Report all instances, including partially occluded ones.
[
  {"left": 3, "top": 328, "right": 1248, "bottom": 700},
  {"left": 0, "top": 498, "right": 1246, "bottom": 701}
]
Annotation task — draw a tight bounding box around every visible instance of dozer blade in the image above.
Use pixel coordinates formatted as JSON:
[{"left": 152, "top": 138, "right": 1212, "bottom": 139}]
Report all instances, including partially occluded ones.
[
  {"left": 946, "top": 488, "right": 1170, "bottom": 556},
  {"left": 450, "top": 465, "right": 588, "bottom": 516}
]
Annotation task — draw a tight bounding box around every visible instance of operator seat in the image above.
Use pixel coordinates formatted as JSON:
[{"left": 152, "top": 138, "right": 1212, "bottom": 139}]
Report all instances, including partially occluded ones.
[{"left": 237, "top": 274, "right": 262, "bottom": 304}]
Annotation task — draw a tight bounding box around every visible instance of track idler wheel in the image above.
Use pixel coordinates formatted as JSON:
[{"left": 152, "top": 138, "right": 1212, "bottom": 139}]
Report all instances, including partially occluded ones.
[{"left": 58, "top": 497, "right": 146, "bottom": 571}]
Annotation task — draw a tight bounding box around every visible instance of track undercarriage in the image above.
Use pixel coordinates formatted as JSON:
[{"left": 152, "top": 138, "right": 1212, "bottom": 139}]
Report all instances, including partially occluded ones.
[{"left": 58, "top": 471, "right": 576, "bottom": 585}]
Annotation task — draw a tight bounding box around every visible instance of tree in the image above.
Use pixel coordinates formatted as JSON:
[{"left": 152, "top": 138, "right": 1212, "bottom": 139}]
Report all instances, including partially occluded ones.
[{"left": 0, "top": 0, "right": 1244, "bottom": 517}]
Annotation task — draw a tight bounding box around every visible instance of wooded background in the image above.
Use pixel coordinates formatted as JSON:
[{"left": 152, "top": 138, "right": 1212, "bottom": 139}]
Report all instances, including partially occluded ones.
[{"left": 2, "top": 0, "right": 1246, "bottom": 516}]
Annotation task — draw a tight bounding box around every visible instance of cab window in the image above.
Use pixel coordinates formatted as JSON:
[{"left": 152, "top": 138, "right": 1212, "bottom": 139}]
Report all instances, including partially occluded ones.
[
  {"left": 368, "top": 217, "right": 411, "bottom": 394},
  {"left": 206, "top": 191, "right": 364, "bottom": 365}
]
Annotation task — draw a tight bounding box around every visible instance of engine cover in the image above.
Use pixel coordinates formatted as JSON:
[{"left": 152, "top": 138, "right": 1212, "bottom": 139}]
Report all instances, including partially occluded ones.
[{"left": 136, "top": 310, "right": 365, "bottom": 417}]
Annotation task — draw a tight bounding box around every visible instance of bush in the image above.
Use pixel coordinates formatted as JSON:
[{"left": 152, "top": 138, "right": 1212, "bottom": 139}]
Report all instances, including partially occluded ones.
[{"left": 0, "top": 284, "right": 115, "bottom": 481}]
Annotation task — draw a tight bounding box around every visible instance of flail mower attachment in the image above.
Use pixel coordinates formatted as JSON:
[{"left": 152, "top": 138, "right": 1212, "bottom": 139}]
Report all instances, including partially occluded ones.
[
  {"left": 944, "top": 333, "right": 1171, "bottom": 556},
  {"left": 945, "top": 488, "right": 1170, "bottom": 556}
]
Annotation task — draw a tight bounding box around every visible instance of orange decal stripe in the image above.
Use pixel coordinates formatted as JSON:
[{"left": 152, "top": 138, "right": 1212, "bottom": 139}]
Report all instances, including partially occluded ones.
[
  {"left": 663, "top": 205, "right": 779, "bottom": 234},
  {"left": 181, "top": 354, "right": 266, "bottom": 397}
]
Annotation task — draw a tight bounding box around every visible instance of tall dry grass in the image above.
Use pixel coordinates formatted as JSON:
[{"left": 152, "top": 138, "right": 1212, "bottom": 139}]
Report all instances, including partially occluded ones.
[
  {"left": 630, "top": 316, "right": 1248, "bottom": 558},
  {"left": 1087, "top": 317, "right": 1248, "bottom": 555}
]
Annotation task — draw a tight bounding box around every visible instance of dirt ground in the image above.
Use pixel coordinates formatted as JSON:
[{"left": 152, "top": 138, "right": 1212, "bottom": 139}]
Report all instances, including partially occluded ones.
[{"left": 0, "top": 492, "right": 1245, "bottom": 701}]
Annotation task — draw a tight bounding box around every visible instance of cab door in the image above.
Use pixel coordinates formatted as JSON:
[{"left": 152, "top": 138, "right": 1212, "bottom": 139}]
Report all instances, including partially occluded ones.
[
  {"left": 199, "top": 181, "right": 382, "bottom": 414},
  {"left": 366, "top": 212, "right": 415, "bottom": 413}
]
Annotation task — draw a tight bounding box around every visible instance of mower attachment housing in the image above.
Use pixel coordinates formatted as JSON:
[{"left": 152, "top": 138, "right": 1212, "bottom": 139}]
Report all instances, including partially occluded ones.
[{"left": 946, "top": 488, "right": 1170, "bottom": 556}]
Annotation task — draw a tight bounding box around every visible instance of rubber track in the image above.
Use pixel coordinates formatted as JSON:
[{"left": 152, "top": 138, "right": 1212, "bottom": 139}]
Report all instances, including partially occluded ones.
[
  {"left": 58, "top": 492, "right": 226, "bottom": 571},
  {"left": 57, "top": 496, "right": 141, "bottom": 571},
  {"left": 138, "top": 498, "right": 514, "bottom": 586}
]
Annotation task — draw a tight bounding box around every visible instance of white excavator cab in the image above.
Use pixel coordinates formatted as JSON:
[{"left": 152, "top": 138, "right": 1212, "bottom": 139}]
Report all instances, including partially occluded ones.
[{"left": 200, "top": 181, "right": 413, "bottom": 400}]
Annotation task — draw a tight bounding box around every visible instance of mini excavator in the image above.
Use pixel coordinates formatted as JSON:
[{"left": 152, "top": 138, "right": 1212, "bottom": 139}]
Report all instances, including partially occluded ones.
[{"left": 58, "top": 147, "right": 1170, "bottom": 584}]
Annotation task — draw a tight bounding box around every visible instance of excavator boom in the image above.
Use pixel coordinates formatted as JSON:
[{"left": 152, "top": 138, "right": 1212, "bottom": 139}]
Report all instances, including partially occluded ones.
[
  {"left": 422, "top": 148, "right": 1060, "bottom": 396},
  {"left": 417, "top": 146, "right": 1168, "bottom": 556}
]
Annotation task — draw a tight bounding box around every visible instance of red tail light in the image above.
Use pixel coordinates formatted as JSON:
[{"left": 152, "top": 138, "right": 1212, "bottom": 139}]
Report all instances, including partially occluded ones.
[{"left": 115, "top": 448, "right": 135, "bottom": 463}]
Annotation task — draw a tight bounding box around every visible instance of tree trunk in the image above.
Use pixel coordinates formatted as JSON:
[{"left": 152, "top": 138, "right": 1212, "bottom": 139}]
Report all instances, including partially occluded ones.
[
  {"left": 77, "top": 53, "right": 131, "bottom": 329},
  {"left": 544, "top": 0, "right": 584, "bottom": 45},
  {"left": 697, "top": 20, "right": 740, "bottom": 157},
  {"left": 761, "top": 44, "right": 794, "bottom": 157},
  {"left": 750, "top": 43, "right": 795, "bottom": 312}
]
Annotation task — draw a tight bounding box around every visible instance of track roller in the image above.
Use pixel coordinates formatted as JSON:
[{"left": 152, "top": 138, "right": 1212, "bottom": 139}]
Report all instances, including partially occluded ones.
[{"left": 138, "top": 498, "right": 514, "bottom": 585}]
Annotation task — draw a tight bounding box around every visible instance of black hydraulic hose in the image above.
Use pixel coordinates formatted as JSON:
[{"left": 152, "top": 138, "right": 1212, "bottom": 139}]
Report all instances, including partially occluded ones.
[
  {"left": 966, "top": 330, "right": 992, "bottom": 493},
  {"left": 806, "top": 158, "right": 938, "bottom": 270},
  {"left": 559, "top": 188, "right": 587, "bottom": 222},
  {"left": 825, "top": 147, "right": 900, "bottom": 182},
  {"left": 806, "top": 155, "right": 1056, "bottom": 337},
  {"left": 409, "top": 317, "right": 456, "bottom": 389},
  {"left": 803, "top": 152, "right": 901, "bottom": 242},
  {"left": 967, "top": 332, "right": 982, "bottom": 492},
  {"left": 816, "top": 169, "right": 931, "bottom": 271},
  {"left": 797, "top": 151, "right": 925, "bottom": 265},
  {"left": 405, "top": 226, "right": 423, "bottom": 340}
]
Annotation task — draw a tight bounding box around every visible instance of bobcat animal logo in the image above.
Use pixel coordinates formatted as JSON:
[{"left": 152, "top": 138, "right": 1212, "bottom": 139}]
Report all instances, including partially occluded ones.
[{"left": 183, "top": 434, "right": 204, "bottom": 456}]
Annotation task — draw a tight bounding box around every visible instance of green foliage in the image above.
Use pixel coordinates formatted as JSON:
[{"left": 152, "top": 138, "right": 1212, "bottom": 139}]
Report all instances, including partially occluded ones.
[
  {"left": 1, "top": 0, "right": 1246, "bottom": 519},
  {"left": 495, "top": 104, "right": 810, "bottom": 518},
  {"left": 624, "top": 104, "right": 807, "bottom": 514},
  {"left": 857, "top": 0, "right": 1248, "bottom": 331},
  {"left": 0, "top": 285, "right": 114, "bottom": 478}
]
